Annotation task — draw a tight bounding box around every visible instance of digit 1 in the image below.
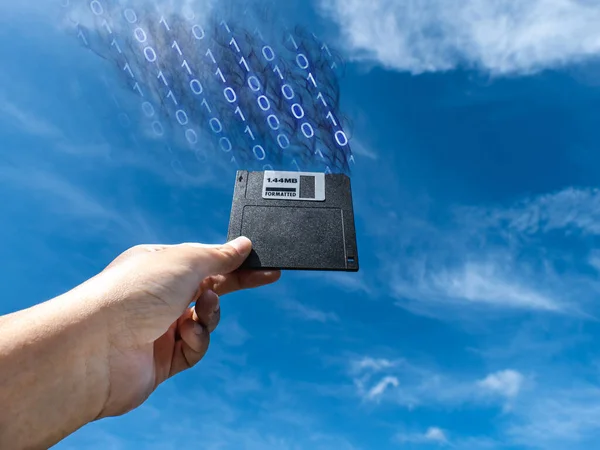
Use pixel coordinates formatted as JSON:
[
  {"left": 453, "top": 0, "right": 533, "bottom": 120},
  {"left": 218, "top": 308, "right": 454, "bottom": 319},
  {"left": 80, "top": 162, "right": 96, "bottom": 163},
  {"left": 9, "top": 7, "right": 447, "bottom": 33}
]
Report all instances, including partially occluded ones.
[
  {"left": 244, "top": 125, "right": 255, "bottom": 140},
  {"left": 326, "top": 111, "right": 337, "bottom": 127},
  {"left": 133, "top": 82, "right": 143, "bottom": 97},
  {"left": 220, "top": 20, "right": 231, "bottom": 33},
  {"left": 201, "top": 98, "right": 211, "bottom": 113},
  {"left": 160, "top": 16, "right": 170, "bottom": 31},
  {"left": 239, "top": 56, "right": 250, "bottom": 72},
  {"left": 77, "top": 28, "right": 88, "bottom": 46},
  {"left": 206, "top": 49, "right": 216, "bottom": 64},
  {"left": 123, "top": 62, "right": 134, "bottom": 78},
  {"left": 215, "top": 67, "right": 226, "bottom": 83},
  {"left": 292, "top": 159, "right": 301, "bottom": 172},
  {"left": 166, "top": 90, "right": 177, "bottom": 105},
  {"left": 157, "top": 71, "right": 168, "bottom": 86},
  {"left": 273, "top": 65, "right": 283, "bottom": 80},
  {"left": 321, "top": 43, "right": 331, "bottom": 56},
  {"left": 316, "top": 92, "right": 327, "bottom": 107},
  {"left": 230, "top": 37, "right": 241, "bottom": 53},
  {"left": 234, "top": 106, "right": 246, "bottom": 122},
  {"left": 101, "top": 19, "right": 112, "bottom": 34},
  {"left": 111, "top": 39, "right": 122, "bottom": 53},
  {"left": 172, "top": 40, "right": 182, "bottom": 56},
  {"left": 307, "top": 73, "right": 317, "bottom": 87},
  {"left": 288, "top": 34, "right": 299, "bottom": 50},
  {"left": 182, "top": 60, "right": 192, "bottom": 75}
]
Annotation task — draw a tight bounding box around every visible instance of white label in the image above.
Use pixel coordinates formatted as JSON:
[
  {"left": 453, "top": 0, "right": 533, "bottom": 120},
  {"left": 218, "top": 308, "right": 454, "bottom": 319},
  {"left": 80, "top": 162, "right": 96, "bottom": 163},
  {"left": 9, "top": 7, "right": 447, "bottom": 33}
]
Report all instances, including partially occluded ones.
[{"left": 262, "top": 170, "right": 325, "bottom": 201}]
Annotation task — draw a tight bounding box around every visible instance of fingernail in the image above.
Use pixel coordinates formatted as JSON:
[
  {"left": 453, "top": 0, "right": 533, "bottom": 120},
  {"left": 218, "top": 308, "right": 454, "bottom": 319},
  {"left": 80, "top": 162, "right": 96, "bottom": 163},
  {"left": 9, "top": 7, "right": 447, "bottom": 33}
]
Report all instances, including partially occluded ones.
[
  {"left": 213, "top": 304, "right": 220, "bottom": 314},
  {"left": 193, "top": 322, "right": 206, "bottom": 336},
  {"left": 228, "top": 236, "right": 251, "bottom": 254}
]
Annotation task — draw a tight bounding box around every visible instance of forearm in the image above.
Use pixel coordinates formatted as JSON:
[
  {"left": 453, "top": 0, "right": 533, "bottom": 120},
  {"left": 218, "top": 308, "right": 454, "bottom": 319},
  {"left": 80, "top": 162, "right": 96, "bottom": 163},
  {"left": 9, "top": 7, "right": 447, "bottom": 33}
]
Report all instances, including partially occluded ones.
[{"left": 0, "top": 288, "right": 110, "bottom": 449}]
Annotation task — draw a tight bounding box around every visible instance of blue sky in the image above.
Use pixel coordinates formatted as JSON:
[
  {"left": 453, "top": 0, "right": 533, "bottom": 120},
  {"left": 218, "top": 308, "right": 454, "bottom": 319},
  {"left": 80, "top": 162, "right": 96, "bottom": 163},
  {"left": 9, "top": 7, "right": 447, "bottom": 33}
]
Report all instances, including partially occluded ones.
[{"left": 3, "top": 0, "right": 600, "bottom": 449}]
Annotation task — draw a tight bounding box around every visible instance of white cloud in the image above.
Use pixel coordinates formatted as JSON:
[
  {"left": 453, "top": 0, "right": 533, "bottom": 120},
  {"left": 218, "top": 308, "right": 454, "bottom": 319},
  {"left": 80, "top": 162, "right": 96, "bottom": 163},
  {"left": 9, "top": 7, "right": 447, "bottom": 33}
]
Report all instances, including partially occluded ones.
[
  {"left": 393, "top": 261, "right": 562, "bottom": 313},
  {"left": 0, "top": 99, "right": 63, "bottom": 139},
  {"left": 508, "top": 387, "right": 600, "bottom": 448},
  {"left": 0, "top": 165, "right": 160, "bottom": 244},
  {"left": 319, "top": 0, "right": 600, "bottom": 75},
  {"left": 278, "top": 298, "right": 340, "bottom": 323},
  {"left": 396, "top": 427, "right": 449, "bottom": 446},
  {"left": 457, "top": 187, "right": 600, "bottom": 237},
  {"left": 352, "top": 357, "right": 394, "bottom": 373},
  {"left": 425, "top": 427, "right": 448, "bottom": 444},
  {"left": 478, "top": 370, "right": 524, "bottom": 399},
  {"left": 353, "top": 184, "right": 600, "bottom": 320},
  {"left": 351, "top": 139, "right": 379, "bottom": 161},
  {"left": 349, "top": 355, "right": 522, "bottom": 412},
  {"left": 366, "top": 376, "right": 399, "bottom": 400}
]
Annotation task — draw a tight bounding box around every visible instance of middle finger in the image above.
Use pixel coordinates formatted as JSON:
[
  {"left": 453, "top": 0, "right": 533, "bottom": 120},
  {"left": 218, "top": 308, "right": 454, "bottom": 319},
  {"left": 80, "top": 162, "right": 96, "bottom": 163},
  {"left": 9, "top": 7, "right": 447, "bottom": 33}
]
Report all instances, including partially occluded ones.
[{"left": 193, "top": 289, "right": 220, "bottom": 333}]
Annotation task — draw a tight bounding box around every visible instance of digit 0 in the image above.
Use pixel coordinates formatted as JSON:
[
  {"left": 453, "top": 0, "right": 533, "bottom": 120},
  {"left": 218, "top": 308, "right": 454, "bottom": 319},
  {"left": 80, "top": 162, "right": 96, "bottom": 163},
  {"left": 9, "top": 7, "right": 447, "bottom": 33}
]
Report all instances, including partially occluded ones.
[
  {"left": 176, "top": 110, "right": 189, "bottom": 126},
  {"left": 301, "top": 122, "right": 314, "bottom": 139},
  {"left": 253, "top": 145, "right": 266, "bottom": 160},
  {"left": 248, "top": 76, "right": 261, "bottom": 92},
  {"left": 141, "top": 101, "right": 154, "bottom": 117},
  {"left": 257, "top": 95, "right": 270, "bottom": 111},
  {"left": 282, "top": 84, "right": 294, "bottom": 100},
  {"left": 190, "top": 79, "right": 203, "bottom": 95},
  {"left": 209, "top": 118, "right": 223, "bottom": 134},
  {"left": 335, "top": 130, "right": 348, "bottom": 146},
  {"left": 267, "top": 114, "right": 280, "bottom": 130},
  {"left": 224, "top": 87, "right": 237, "bottom": 103},
  {"left": 152, "top": 121, "right": 164, "bottom": 136},
  {"left": 185, "top": 129, "right": 198, "bottom": 145},
  {"left": 192, "top": 25, "right": 205, "bottom": 40},
  {"left": 144, "top": 47, "right": 157, "bottom": 62},
  {"left": 219, "top": 137, "right": 232, "bottom": 152},
  {"left": 134, "top": 27, "right": 147, "bottom": 43},
  {"left": 261, "top": 45, "right": 275, "bottom": 62},
  {"left": 291, "top": 103, "right": 304, "bottom": 119},
  {"left": 90, "top": 0, "right": 103, "bottom": 15},
  {"left": 277, "top": 133, "right": 290, "bottom": 149},
  {"left": 296, "top": 53, "right": 309, "bottom": 69},
  {"left": 124, "top": 8, "right": 137, "bottom": 24}
]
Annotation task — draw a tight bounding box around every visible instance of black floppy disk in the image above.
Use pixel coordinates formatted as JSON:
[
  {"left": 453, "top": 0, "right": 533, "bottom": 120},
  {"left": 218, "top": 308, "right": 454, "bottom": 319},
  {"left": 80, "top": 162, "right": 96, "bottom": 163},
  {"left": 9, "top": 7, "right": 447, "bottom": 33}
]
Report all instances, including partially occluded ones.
[{"left": 227, "top": 170, "right": 359, "bottom": 271}]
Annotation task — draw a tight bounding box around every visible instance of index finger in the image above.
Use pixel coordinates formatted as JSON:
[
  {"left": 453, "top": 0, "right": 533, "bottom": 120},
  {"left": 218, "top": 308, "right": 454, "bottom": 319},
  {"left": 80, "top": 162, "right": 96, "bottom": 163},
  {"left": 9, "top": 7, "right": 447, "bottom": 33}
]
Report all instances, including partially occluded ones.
[{"left": 202, "top": 269, "right": 281, "bottom": 296}]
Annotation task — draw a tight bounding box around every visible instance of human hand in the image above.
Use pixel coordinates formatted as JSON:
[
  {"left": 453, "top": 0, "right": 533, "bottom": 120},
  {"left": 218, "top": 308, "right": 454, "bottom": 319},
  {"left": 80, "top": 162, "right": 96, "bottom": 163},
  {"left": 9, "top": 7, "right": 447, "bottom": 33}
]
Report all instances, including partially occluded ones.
[{"left": 81, "top": 236, "right": 280, "bottom": 419}]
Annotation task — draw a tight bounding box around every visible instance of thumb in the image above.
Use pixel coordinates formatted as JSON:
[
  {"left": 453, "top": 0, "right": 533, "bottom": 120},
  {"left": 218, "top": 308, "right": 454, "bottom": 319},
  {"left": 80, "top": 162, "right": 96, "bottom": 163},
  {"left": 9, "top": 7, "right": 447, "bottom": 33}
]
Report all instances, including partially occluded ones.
[{"left": 184, "top": 236, "right": 253, "bottom": 278}]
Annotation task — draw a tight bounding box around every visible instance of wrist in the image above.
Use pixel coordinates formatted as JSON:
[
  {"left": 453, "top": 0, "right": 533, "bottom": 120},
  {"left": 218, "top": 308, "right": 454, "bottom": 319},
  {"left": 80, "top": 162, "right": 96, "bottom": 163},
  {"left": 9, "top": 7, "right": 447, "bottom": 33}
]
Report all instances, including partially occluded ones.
[
  {"left": 0, "top": 287, "right": 112, "bottom": 448},
  {"left": 54, "top": 285, "right": 113, "bottom": 419}
]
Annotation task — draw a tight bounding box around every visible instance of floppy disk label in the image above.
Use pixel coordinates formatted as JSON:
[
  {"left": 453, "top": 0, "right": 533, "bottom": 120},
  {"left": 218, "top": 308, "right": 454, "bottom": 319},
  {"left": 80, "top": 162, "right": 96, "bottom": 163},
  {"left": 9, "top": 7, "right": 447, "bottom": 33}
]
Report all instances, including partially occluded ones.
[{"left": 262, "top": 171, "right": 325, "bottom": 201}]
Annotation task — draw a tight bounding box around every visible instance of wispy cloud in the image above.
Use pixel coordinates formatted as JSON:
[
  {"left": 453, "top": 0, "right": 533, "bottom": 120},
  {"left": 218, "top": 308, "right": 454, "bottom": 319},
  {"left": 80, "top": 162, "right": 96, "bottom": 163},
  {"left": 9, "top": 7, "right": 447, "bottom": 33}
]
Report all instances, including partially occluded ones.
[
  {"left": 478, "top": 369, "right": 524, "bottom": 399},
  {"left": 0, "top": 165, "right": 160, "bottom": 245},
  {"left": 278, "top": 298, "right": 340, "bottom": 323},
  {"left": 59, "top": 349, "right": 362, "bottom": 450},
  {"left": 353, "top": 183, "right": 600, "bottom": 320},
  {"left": 0, "top": 99, "right": 63, "bottom": 139},
  {"left": 351, "top": 357, "right": 394, "bottom": 373},
  {"left": 392, "top": 260, "right": 563, "bottom": 314},
  {"left": 508, "top": 386, "right": 600, "bottom": 449},
  {"left": 396, "top": 427, "right": 449, "bottom": 446},
  {"left": 319, "top": 0, "right": 600, "bottom": 75},
  {"left": 349, "top": 355, "right": 524, "bottom": 410},
  {"left": 366, "top": 376, "right": 399, "bottom": 401}
]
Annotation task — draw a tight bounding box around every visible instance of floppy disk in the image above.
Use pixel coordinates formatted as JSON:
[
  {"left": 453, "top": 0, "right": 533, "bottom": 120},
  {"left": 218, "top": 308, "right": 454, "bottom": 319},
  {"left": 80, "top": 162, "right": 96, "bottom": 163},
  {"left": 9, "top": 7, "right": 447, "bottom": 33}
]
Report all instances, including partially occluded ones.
[{"left": 227, "top": 170, "right": 359, "bottom": 271}]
